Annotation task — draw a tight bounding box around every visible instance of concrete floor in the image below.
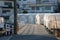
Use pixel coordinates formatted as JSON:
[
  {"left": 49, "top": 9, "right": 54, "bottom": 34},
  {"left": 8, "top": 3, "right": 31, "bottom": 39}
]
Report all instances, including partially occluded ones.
[
  {"left": 17, "top": 24, "right": 49, "bottom": 35},
  {"left": 0, "top": 24, "right": 58, "bottom": 40}
]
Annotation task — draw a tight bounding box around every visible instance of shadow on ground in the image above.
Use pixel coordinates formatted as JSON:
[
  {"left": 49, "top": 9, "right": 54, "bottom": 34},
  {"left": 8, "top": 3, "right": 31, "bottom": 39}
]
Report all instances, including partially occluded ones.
[{"left": 10, "top": 35, "right": 58, "bottom": 40}]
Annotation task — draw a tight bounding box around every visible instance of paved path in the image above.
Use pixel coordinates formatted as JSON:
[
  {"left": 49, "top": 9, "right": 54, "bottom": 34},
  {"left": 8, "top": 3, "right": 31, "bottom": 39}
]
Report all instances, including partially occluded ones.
[
  {"left": 0, "top": 24, "right": 58, "bottom": 40},
  {"left": 17, "top": 24, "right": 49, "bottom": 35},
  {"left": 10, "top": 24, "right": 58, "bottom": 40}
]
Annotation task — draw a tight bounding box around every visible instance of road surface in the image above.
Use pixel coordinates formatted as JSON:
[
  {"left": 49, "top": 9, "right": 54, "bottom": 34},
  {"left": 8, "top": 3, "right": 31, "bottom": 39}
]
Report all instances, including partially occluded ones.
[
  {"left": 11, "top": 24, "right": 58, "bottom": 40},
  {"left": 0, "top": 24, "right": 58, "bottom": 40},
  {"left": 17, "top": 24, "right": 49, "bottom": 35}
]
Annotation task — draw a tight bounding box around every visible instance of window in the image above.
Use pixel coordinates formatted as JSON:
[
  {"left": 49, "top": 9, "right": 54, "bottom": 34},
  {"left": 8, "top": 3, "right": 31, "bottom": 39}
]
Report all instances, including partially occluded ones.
[
  {"left": 36, "top": 0, "right": 41, "bottom": 4},
  {"left": 44, "top": 6, "right": 51, "bottom": 10},
  {"left": 2, "top": 10, "right": 10, "bottom": 13},
  {"left": 36, "top": 7, "right": 40, "bottom": 10},
  {"left": 22, "top": 4, "right": 26, "bottom": 8},
  {"left": 23, "top": 0, "right": 26, "bottom": 1},
  {"left": 31, "top": 7, "right": 35, "bottom": 10},
  {"left": 4, "top": 2, "right": 12, "bottom": 7},
  {"left": 17, "top": 4, "right": 19, "bottom": 8},
  {"left": 42, "top": 0, "right": 49, "bottom": 2}
]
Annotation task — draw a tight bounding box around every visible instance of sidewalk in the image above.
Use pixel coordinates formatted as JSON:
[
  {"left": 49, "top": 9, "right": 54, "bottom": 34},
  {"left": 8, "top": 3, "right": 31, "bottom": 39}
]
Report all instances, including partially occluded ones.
[
  {"left": 10, "top": 24, "right": 58, "bottom": 40},
  {"left": 0, "top": 24, "right": 58, "bottom": 40}
]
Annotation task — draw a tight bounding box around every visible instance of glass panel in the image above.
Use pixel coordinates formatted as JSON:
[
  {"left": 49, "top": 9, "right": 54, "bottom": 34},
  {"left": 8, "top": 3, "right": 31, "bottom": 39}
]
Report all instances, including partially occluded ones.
[
  {"left": 45, "top": 6, "right": 51, "bottom": 10},
  {"left": 36, "top": 7, "right": 40, "bottom": 10}
]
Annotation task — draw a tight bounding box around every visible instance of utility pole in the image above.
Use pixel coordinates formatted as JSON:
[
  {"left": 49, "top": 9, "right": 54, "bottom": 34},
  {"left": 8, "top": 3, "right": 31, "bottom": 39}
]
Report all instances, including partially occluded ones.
[{"left": 14, "top": 0, "right": 18, "bottom": 34}]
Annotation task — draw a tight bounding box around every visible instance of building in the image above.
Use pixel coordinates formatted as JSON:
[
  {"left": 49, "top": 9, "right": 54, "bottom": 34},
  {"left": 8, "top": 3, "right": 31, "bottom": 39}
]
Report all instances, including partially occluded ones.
[
  {"left": 17, "top": 0, "right": 58, "bottom": 13},
  {"left": 55, "top": 0, "right": 60, "bottom": 12},
  {"left": 0, "top": 0, "right": 14, "bottom": 23},
  {"left": 0, "top": 0, "right": 14, "bottom": 35}
]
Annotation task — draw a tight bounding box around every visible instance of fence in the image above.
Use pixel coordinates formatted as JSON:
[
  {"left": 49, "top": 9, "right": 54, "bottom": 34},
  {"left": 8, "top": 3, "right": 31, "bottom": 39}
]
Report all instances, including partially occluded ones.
[
  {"left": 18, "top": 14, "right": 44, "bottom": 25},
  {"left": 5, "top": 23, "right": 14, "bottom": 35}
]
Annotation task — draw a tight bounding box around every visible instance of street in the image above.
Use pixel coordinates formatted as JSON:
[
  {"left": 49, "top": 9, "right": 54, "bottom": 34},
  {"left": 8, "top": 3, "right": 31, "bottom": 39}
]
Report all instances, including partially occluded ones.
[{"left": 0, "top": 24, "right": 58, "bottom": 40}]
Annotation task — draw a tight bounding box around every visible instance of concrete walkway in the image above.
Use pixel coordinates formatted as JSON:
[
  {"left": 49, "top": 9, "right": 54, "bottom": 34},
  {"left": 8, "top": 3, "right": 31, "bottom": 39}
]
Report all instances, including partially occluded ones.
[
  {"left": 10, "top": 24, "right": 58, "bottom": 40},
  {"left": 17, "top": 24, "right": 49, "bottom": 35}
]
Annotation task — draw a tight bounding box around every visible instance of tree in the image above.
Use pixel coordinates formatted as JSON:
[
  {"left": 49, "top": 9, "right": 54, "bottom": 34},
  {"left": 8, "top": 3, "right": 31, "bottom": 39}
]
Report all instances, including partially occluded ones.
[{"left": 23, "top": 9, "right": 28, "bottom": 14}]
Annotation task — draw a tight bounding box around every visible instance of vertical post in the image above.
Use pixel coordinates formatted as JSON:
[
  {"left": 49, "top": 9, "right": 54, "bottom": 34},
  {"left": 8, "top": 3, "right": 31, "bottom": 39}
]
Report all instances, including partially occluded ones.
[{"left": 14, "top": 0, "right": 18, "bottom": 34}]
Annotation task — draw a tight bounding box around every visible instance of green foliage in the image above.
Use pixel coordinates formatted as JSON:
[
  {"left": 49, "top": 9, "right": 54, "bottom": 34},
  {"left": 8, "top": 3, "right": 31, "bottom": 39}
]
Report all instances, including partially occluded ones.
[{"left": 23, "top": 10, "right": 28, "bottom": 14}]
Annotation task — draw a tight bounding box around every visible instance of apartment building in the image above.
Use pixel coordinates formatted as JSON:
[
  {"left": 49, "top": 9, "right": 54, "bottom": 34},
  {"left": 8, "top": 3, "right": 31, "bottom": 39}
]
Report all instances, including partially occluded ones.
[
  {"left": 0, "top": 0, "right": 58, "bottom": 18},
  {"left": 0, "top": 0, "right": 14, "bottom": 22},
  {"left": 17, "top": 0, "right": 58, "bottom": 13},
  {"left": 0, "top": 0, "right": 14, "bottom": 35}
]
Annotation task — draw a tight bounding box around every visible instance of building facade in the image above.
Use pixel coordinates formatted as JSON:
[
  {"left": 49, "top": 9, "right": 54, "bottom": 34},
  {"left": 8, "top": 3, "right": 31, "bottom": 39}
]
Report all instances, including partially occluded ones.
[
  {"left": 0, "top": 0, "right": 14, "bottom": 35},
  {"left": 0, "top": 0, "right": 58, "bottom": 15},
  {"left": 17, "top": 0, "right": 58, "bottom": 13},
  {"left": 0, "top": 0, "right": 14, "bottom": 22}
]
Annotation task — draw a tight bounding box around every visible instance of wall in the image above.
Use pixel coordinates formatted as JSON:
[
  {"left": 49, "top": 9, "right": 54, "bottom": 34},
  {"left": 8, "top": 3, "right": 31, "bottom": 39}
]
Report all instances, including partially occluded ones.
[
  {"left": 9, "top": 13, "right": 44, "bottom": 25},
  {"left": 18, "top": 14, "right": 44, "bottom": 24}
]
